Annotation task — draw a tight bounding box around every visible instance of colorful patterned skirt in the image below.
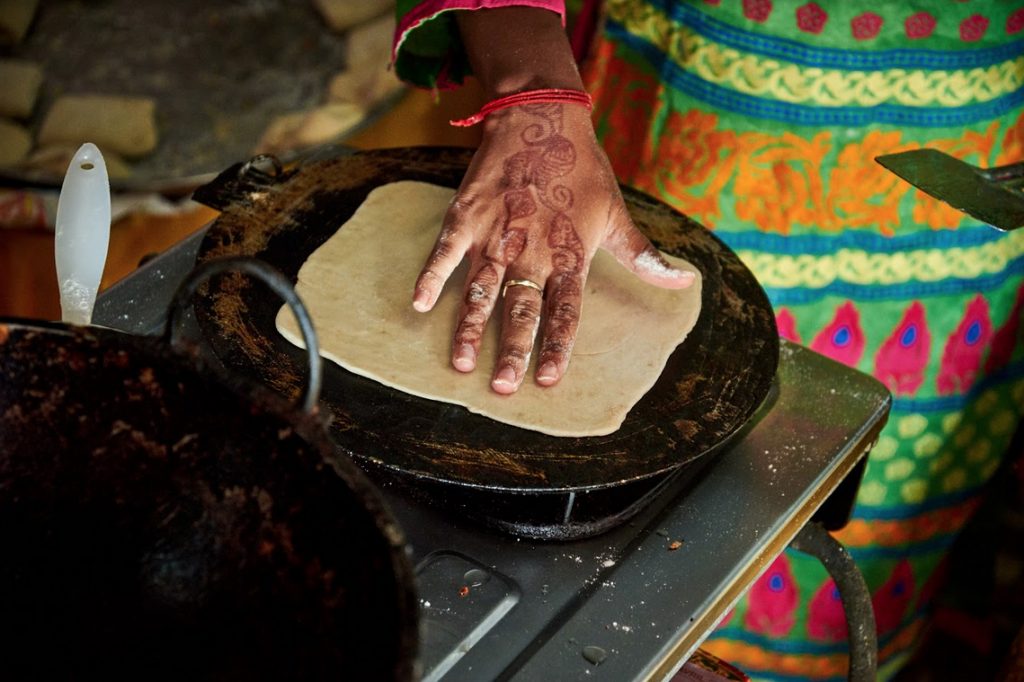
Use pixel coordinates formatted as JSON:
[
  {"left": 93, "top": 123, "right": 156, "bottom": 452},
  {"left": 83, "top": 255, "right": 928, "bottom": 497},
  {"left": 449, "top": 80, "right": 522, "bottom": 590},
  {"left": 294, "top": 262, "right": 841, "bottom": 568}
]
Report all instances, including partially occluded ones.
[{"left": 584, "top": 1, "right": 1024, "bottom": 679}]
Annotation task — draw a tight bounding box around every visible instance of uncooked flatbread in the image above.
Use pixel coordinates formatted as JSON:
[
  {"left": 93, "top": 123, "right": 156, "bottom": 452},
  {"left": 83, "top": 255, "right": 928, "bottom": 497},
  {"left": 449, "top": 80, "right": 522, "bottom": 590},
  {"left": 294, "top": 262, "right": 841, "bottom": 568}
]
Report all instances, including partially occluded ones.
[{"left": 276, "top": 181, "right": 702, "bottom": 437}]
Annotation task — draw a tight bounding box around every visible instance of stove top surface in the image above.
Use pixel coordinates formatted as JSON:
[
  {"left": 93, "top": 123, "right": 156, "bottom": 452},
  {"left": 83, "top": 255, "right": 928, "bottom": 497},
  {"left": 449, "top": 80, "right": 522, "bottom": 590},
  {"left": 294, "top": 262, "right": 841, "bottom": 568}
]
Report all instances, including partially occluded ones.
[{"left": 93, "top": 226, "right": 890, "bottom": 681}]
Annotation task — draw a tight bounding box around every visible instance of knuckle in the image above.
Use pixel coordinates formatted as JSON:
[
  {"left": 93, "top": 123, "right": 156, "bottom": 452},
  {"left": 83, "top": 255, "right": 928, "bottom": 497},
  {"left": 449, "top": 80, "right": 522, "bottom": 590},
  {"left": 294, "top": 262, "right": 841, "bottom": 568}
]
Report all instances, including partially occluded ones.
[
  {"left": 455, "top": 316, "right": 485, "bottom": 344},
  {"left": 467, "top": 281, "right": 491, "bottom": 303},
  {"left": 500, "top": 344, "right": 530, "bottom": 366},
  {"left": 459, "top": 295, "right": 495, "bottom": 330},
  {"left": 418, "top": 268, "right": 444, "bottom": 287},
  {"left": 549, "top": 300, "right": 579, "bottom": 325},
  {"left": 430, "top": 239, "right": 456, "bottom": 263},
  {"left": 609, "top": 199, "right": 633, "bottom": 227},
  {"left": 474, "top": 264, "right": 500, "bottom": 287},
  {"left": 507, "top": 298, "right": 541, "bottom": 325},
  {"left": 448, "top": 195, "right": 475, "bottom": 218},
  {"left": 464, "top": 307, "right": 489, "bottom": 327},
  {"left": 541, "top": 336, "right": 572, "bottom": 358},
  {"left": 548, "top": 272, "right": 582, "bottom": 298}
]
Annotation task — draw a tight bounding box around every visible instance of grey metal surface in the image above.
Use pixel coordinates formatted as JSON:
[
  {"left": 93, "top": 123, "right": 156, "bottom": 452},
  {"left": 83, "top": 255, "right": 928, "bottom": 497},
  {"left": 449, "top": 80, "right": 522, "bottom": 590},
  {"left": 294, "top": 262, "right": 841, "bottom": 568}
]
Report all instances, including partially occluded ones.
[
  {"left": 94, "top": 230, "right": 891, "bottom": 681},
  {"left": 875, "top": 149, "right": 1024, "bottom": 231}
]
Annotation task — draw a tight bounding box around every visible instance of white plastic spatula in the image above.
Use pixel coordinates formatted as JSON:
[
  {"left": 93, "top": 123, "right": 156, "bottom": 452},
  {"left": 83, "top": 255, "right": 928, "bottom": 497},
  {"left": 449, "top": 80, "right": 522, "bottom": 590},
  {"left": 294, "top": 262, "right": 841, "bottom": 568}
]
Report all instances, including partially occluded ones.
[{"left": 54, "top": 143, "right": 111, "bottom": 325}]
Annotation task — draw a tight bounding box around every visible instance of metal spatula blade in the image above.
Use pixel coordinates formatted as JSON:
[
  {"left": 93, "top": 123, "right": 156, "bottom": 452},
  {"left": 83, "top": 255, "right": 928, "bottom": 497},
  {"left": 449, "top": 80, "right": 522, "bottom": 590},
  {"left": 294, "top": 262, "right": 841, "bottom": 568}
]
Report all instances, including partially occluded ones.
[{"left": 875, "top": 149, "right": 1024, "bottom": 231}]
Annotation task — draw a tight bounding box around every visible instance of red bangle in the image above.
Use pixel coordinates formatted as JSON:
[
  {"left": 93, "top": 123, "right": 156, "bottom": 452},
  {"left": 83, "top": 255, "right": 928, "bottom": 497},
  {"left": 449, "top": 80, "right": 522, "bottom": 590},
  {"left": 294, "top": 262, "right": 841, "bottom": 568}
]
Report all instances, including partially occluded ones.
[{"left": 449, "top": 88, "right": 593, "bottom": 127}]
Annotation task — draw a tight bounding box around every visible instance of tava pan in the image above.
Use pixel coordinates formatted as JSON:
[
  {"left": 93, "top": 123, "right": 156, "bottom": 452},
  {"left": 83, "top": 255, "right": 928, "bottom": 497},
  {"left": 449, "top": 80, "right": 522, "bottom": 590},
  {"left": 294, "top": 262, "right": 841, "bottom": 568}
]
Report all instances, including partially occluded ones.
[
  {"left": 191, "top": 147, "right": 778, "bottom": 493},
  {"left": 190, "top": 146, "right": 774, "bottom": 491}
]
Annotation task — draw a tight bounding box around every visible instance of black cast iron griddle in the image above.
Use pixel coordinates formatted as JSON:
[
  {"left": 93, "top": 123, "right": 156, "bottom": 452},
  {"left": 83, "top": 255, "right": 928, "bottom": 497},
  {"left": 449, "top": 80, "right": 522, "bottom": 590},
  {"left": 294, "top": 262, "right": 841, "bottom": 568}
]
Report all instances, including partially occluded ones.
[{"left": 190, "top": 147, "right": 778, "bottom": 537}]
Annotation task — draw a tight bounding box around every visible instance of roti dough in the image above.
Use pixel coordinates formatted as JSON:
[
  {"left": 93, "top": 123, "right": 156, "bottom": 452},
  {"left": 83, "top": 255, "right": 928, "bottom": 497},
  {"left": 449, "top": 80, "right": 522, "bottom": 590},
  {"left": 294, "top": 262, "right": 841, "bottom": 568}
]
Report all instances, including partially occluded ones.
[{"left": 276, "top": 181, "right": 702, "bottom": 437}]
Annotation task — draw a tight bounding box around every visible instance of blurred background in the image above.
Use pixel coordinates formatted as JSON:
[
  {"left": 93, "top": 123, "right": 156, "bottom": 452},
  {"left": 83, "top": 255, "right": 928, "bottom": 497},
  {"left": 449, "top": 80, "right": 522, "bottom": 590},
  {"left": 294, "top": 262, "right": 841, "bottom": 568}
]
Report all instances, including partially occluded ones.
[{"left": 0, "top": 0, "right": 482, "bottom": 320}]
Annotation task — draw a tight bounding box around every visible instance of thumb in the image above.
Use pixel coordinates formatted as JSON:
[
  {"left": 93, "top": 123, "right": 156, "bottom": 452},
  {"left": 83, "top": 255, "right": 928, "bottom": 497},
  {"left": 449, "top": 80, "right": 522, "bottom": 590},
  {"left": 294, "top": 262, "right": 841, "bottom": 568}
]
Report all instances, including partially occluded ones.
[{"left": 602, "top": 205, "right": 696, "bottom": 290}]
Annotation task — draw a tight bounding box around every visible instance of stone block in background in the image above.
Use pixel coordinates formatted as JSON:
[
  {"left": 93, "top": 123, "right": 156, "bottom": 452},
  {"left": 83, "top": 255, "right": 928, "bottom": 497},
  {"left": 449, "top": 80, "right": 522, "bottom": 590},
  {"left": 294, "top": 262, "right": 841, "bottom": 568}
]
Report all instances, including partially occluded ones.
[
  {"left": 0, "top": 0, "right": 39, "bottom": 45},
  {"left": 0, "top": 59, "right": 43, "bottom": 119},
  {"left": 312, "top": 0, "right": 394, "bottom": 33}
]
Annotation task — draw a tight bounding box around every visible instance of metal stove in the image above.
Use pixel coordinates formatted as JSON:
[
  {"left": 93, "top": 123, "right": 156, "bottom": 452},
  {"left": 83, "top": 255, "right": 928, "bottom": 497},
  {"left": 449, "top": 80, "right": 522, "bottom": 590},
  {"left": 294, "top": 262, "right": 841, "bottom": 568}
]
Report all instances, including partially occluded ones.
[{"left": 94, "top": 225, "right": 890, "bottom": 681}]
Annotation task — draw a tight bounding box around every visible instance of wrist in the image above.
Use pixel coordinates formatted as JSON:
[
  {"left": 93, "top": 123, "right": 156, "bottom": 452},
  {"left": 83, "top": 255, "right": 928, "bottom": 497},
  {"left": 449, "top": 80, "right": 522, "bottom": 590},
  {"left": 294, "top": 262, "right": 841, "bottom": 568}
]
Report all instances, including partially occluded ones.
[
  {"left": 451, "top": 88, "right": 591, "bottom": 127},
  {"left": 456, "top": 7, "right": 583, "bottom": 99},
  {"left": 478, "top": 99, "right": 598, "bottom": 146}
]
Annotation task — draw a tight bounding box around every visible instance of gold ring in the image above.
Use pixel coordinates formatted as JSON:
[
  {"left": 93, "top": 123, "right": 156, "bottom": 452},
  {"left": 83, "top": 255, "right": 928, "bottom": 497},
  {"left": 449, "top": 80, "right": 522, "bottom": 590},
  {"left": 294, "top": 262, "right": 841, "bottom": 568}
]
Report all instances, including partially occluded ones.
[{"left": 502, "top": 278, "right": 544, "bottom": 298}]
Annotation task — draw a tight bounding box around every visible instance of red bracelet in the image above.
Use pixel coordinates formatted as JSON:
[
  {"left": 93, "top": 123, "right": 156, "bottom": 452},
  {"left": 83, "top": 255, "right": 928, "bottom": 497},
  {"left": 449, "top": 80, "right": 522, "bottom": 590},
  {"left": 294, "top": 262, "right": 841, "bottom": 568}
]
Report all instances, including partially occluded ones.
[{"left": 449, "top": 88, "right": 593, "bottom": 127}]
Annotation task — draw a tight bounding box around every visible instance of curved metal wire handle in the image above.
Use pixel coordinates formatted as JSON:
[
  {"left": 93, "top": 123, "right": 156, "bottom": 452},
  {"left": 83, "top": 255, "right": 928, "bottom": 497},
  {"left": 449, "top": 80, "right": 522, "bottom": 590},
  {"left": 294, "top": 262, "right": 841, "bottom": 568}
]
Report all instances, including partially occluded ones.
[
  {"left": 164, "top": 256, "right": 322, "bottom": 415},
  {"left": 791, "top": 521, "right": 878, "bottom": 682}
]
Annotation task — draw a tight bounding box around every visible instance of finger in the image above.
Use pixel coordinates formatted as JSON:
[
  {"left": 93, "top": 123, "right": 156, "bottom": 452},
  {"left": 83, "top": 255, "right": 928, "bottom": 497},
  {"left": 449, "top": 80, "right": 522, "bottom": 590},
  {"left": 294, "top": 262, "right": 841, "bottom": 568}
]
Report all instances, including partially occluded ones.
[
  {"left": 603, "top": 204, "right": 696, "bottom": 290},
  {"left": 491, "top": 277, "right": 544, "bottom": 395},
  {"left": 413, "top": 203, "right": 474, "bottom": 312},
  {"left": 535, "top": 271, "right": 585, "bottom": 387},
  {"left": 451, "top": 260, "right": 504, "bottom": 373}
]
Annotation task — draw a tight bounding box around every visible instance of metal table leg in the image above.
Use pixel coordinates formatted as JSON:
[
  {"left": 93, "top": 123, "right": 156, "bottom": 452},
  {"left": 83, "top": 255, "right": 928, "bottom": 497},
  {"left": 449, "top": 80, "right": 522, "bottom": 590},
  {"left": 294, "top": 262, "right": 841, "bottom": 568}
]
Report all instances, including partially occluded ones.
[{"left": 790, "top": 521, "right": 878, "bottom": 682}]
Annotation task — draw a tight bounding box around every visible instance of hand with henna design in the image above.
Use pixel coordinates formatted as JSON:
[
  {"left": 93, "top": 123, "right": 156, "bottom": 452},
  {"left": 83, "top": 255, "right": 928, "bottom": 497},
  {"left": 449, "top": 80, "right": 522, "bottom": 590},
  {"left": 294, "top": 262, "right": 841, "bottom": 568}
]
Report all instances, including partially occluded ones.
[{"left": 410, "top": 6, "right": 696, "bottom": 395}]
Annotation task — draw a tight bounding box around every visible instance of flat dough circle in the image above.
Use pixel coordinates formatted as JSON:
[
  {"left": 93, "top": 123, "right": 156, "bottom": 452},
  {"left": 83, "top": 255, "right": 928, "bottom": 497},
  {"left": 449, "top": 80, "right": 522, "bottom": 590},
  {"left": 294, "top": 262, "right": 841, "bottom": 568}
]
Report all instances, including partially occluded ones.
[{"left": 276, "top": 181, "right": 702, "bottom": 437}]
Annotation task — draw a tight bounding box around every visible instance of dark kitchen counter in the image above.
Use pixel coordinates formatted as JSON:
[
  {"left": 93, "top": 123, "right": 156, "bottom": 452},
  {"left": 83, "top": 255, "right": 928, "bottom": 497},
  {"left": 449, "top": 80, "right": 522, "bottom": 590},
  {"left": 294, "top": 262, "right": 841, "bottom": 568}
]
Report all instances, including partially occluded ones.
[{"left": 94, "top": 227, "right": 891, "bottom": 681}]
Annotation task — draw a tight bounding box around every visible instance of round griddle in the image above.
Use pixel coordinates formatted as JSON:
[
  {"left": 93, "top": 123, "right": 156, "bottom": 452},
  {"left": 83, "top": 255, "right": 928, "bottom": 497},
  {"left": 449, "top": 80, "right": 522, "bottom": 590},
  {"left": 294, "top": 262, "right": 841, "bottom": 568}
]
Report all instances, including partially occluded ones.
[{"left": 192, "top": 147, "right": 778, "bottom": 494}]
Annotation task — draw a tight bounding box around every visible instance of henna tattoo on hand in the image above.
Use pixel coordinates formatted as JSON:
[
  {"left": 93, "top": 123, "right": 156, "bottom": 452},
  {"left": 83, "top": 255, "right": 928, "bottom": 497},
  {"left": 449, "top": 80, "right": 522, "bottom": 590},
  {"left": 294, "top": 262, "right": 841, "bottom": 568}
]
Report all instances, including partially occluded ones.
[
  {"left": 540, "top": 272, "right": 583, "bottom": 362},
  {"left": 507, "top": 104, "right": 585, "bottom": 272},
  {"left": 482, "top": 103, "right": 588, "bottom": 380},
  {"left": 548, "top": 213, "right": 583, "bottom": 273},
  {"left": 484, "top": 189, "right": 533, "bottom": 264},
  {"left": 524, "top": 105, "right": 586, "bottom": 360},
  {"left": 486, "top": 102, "right": 584, "bottom": 270},
  {"left": 455, "top": 263, "right": 500, "bottom": 349}
]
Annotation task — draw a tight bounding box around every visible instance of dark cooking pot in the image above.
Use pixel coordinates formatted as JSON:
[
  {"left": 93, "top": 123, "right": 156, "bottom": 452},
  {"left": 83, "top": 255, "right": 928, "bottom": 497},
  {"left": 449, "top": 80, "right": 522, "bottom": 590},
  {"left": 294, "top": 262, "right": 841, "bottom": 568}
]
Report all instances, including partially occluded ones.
[{"left": 0, "top": 258, "right": 417, "bottom": 681}]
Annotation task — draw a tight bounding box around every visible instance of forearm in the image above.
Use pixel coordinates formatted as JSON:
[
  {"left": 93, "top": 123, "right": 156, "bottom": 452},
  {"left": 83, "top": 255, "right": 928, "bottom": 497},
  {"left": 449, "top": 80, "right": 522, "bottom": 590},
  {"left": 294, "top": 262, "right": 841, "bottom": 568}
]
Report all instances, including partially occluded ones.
[{"left": 456, "top": 7, "right": 582, "bottom": 98}]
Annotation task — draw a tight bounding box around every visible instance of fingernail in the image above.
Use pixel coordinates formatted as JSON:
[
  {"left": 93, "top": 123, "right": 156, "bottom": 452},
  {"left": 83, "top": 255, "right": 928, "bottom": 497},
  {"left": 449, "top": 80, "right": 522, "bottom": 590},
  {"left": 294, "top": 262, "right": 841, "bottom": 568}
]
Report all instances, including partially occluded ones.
[
  {"left": 537, "top": 362, "right": 558, "bottom": 384},
  {"left": 493, "top": 366, "right": 516, "bottom": 388},
  {"left": 413, "top": 288, "right": 431, "bottom": 312},
  {"left": 452, "top": 344, "right": 475, "bottom": 372}
]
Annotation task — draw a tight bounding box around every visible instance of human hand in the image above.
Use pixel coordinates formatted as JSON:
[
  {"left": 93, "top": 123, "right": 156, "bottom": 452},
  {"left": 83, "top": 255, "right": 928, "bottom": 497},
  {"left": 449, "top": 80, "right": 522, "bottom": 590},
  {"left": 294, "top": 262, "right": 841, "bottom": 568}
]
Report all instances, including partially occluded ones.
[{"left": 411, "top": 102, "right": 695, "bottom": 394}]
